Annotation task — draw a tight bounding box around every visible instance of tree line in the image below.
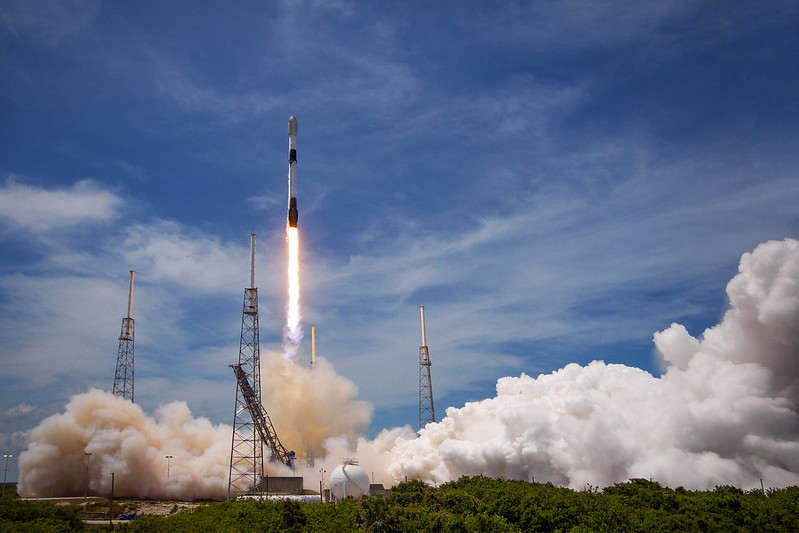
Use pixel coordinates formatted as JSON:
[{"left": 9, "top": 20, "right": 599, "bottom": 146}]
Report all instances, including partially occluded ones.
[{"left": 2, "top": 476, "right": 798, "bottom": 532}]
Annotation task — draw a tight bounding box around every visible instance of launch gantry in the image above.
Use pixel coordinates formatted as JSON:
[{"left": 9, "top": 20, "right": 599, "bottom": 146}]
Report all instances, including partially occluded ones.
[
  {"left": 112, "top": 271, "right": 135, "bottom": 402},
  {"left": 229, "top": 235, "right": 265, "bottom": 497},
  {"left": 418, "top": 306, "right": 436, "bottom": 430},
  {"left": 230, "top": 363, "right": 295, "bottom": 467},
  {"left": 228, "top": 234, "right": 295, "bottom": 499}
]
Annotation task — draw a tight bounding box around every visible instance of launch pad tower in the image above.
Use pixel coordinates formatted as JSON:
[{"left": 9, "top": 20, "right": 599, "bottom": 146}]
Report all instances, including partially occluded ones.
[
  {"left": 228, "top": 234, "right": 295, "bottom": 498},
  {"left": 418, "top": 306, "right": 436, "bottom": 430},
  {"left": 228, "top": 235, "right": 265, "bottom": 498},
  {"left": 112, "top": 271, "right": 135, "bottom": 402}
]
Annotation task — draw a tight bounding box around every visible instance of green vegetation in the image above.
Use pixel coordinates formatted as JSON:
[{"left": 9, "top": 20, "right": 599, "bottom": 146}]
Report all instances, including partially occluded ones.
[
  {"left": 0, "top": 490, "right": 85, "bottom": 532},
  {"left": 2, "top": 477, "right": 797, "bottom": 532},
  {"left": 116, "top": 477, "right": 798, "bottom": 532}
]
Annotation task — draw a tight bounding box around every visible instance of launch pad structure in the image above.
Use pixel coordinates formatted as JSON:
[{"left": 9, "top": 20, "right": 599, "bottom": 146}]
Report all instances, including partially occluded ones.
[
  {"left": 228, "top": 234, "right": 295, "bottom": 499},
  {"left": 230, "top": 364, "right": 295, "bottom": 466},
  {"left": 112, "top": 271, "right": 135, "bottom": 402},
  {"left": 418, "top": 306, "right": 436, "bottom": 430}
]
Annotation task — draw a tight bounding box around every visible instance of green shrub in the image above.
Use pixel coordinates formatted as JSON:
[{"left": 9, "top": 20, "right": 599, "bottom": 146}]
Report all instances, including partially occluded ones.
[
  {"left": 0, "top": 498, "right": 84, "bottom": 532},
  {"left": 114, "top": 478, "right": 799, "bottom": 532}
]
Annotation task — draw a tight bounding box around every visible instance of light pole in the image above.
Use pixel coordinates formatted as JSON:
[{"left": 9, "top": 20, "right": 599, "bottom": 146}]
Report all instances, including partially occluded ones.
[
  {"left": 165, "top": 455, "right": 172, "bottom": 478},
  {"left": 319, "top": 468, "right": 326, "bottom": 503},
  {"left": 84, "top": 453, "right": 92, "bottom": 499},
  {"left": 108, "top": 473, "right": 115, "bottom": 521},
  {"left": 2, "top": 454, "right": 12, "bottom": 497}
]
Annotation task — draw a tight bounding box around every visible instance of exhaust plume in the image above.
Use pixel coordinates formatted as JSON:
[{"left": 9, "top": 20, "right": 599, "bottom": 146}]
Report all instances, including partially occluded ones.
[
  {"left": 261, "top": 348, "right": 372, "bottom": 453},
  {"left": 18, "top": 349, "right": 372, "bottom": 498},
  {"left": 356, "top": 238, "right": 799, "bottom": 490},
  {"left": 18, "top": 391, "right": 231, "bottom": 499},
  {"left": 18, "top": 238, "right": 799, "bottom": 496},
  {"left": 283, "top": 226, "right": 303, "bottom": 360}
]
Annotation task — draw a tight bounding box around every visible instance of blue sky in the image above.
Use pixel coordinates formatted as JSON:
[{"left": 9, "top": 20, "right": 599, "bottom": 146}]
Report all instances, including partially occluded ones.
[{"left": 1, "top": 1, "right": 798, "bottom": 481}]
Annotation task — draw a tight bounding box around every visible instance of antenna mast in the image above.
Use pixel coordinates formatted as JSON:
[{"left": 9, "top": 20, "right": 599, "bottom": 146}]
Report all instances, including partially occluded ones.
[
  {"left": 228, "top": 234, "right": 265, "bottom": 498},
  {"left": 418, "top": 306, "right": 435, "bottom": 430},
  {"left": 112, "top": 271, "right": 135, "bottom": 402}
]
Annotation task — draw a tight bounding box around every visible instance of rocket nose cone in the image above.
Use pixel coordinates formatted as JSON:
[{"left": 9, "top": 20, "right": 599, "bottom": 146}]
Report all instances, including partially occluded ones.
[{"left": 288, "top": 116, "right": 298, "bottom": 136}]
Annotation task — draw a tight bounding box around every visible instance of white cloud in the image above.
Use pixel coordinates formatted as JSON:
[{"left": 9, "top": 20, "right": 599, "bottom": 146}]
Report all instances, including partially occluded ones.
[
  {"left": 119, "top": 220, "right": 250, "bottom": 294},
  {"left": 0, "top": 177, "right": 121, "bottom": 233},
  {"left": 3, "top": 404, "right": 35, "bottom": 417},
  {"left": 0, "top": 274, "right": 132, "bottom": 386}
]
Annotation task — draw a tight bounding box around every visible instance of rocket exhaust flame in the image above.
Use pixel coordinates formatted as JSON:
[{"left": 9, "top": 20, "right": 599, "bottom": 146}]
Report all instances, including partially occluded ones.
[{"left": 283, "top": 226, "right": 302, "bottom": 360}]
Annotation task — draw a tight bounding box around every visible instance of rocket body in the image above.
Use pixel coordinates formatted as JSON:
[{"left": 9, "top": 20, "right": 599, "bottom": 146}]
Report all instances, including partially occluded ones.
[{"left": 287, "top": 116, "right": 298, "bottom": 228}]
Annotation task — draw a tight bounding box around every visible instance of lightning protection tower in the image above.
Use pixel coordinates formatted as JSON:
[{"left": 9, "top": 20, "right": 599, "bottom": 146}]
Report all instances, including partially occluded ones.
[
  {"left": 228, "top": 234, "right": 265, "bottom": 499},
  {"left": 306, "top": 325, "right": 316, "bottom": 467},
  {"left": 112, "top": 271, "right": 135, "bottom": 402},
  {"left": 418, "top": 306, "right": 436, "bottom": 430}
]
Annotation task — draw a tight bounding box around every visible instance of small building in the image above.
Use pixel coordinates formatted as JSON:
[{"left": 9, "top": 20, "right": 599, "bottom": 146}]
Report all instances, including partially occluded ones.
[
  {"left": 369, "top": 484, "right": 387, "bottom": 497},
  {"left": 259, "top": 476, "right": 303, "bottom": 495}
]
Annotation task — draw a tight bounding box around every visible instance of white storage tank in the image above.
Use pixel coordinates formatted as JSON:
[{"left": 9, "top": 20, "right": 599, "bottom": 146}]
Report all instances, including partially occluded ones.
[{"left": 329, "top": 459, "right": 370, "bottom": 501}]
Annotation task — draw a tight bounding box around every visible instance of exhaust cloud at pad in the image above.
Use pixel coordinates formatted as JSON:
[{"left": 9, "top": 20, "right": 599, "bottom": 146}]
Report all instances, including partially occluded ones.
[{"left": 18, "top": 239, "right": 799, "bottom": 495}]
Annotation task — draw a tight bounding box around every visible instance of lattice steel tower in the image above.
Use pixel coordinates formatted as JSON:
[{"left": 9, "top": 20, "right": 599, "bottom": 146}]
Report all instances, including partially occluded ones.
[
  {"left": 112, "top": 271, "right": 135, "bottom": 402},
  {"left": 228, "top": 234, "right": 265, "bottom": 499},
  {"left": 418, "top": 306, "right": 436, "bottom": 430}
]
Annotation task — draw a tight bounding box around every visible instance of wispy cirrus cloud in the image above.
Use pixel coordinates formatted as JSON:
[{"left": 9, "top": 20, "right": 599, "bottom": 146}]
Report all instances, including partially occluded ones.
[
  {"left": 0, "top": 0, "right": 101, "bottom": 46},
  {"left": 464, "top": 1, "right": 797, "bottom": 52},
  {"left": 152, "top": 66, "right": 284, "bottom": 123}
]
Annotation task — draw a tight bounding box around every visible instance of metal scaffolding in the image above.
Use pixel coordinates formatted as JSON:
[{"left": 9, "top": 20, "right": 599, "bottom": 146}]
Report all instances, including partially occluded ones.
[
  {"left": 228, "top": 235, "right": 264, "bottom": 498},
  {"left": 112, "top": 271, "right": 135, "bottom": 402},
  {"left": 418, "top": 306, "right": 435, "bottom": 430},
  {"left": 231, "top": 364, "right": 295, "bottom": 467}
]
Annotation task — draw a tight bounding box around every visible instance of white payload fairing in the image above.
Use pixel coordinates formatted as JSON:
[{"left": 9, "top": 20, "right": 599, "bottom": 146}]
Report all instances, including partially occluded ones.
[{"left": 287, "top": 115, "right": 298, "bottom": 228}]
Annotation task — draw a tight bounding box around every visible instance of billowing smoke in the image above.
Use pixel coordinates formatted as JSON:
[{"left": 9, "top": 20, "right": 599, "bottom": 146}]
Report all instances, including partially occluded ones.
[
  {"left": 18, "top": 391, "right": 231, "bottom": 499},
  {"left": 347, "top": 238, "right": 799, "bottom": 490},
  {"left": 260, "top": 348, "right": 372, "bottom": 453},
  {"left": 19, "top": 238, "right": 799, "bottom": 497},
  {"left": 18, "top": 349, "right": 371, "bottom": 499}
]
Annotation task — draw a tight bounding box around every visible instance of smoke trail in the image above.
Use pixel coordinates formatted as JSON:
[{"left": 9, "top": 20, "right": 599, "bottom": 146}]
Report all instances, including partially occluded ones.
[
  {"left": 351, "top": 238, "right": 799, "bottom": 490},
  {"left": 283, "top": 226, "right": 303, "bottom": 361}
]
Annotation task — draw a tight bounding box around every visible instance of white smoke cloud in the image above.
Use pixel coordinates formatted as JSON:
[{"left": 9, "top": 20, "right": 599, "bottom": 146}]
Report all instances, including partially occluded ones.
[
  {"left": 18, "top": 238, "right": 799, "bottom": 496},
  {"left": 364, "top": 238, "right": 799, "bottom": 490}
]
